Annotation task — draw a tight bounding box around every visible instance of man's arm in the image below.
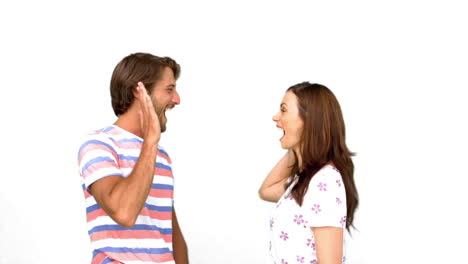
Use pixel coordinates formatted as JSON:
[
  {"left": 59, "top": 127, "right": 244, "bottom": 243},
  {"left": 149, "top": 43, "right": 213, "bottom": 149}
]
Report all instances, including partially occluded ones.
[
  {"left": 258, "top": 151, "right": 295, "bottom": 202},
  {"left": 90, "top": 83, "right": 161, "bottom": 228},
  {"left": 172, "top": 208, "right": 189, "bottom": 263}
]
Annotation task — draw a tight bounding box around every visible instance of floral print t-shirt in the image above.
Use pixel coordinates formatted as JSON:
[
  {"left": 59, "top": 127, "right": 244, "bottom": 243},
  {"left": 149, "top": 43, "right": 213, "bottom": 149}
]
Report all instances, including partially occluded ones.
[{"left": 269, "top": 165, "right": 347, "bottom": 264}]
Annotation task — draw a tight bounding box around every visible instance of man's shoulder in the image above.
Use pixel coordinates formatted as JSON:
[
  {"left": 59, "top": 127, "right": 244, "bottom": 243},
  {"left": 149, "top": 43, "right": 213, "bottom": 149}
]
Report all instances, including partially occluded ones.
[
  {"left": 80, "top": 125, "right": 113, "bottom": 141},
  {"left": 157, "top": 144, "right": 168, "bottom": 154},
  {"left": 156, "top": 145, "right": 172, "bottom": 164},
  {"left": 77, "top": 126, "right": 122, "bottom": 154}
]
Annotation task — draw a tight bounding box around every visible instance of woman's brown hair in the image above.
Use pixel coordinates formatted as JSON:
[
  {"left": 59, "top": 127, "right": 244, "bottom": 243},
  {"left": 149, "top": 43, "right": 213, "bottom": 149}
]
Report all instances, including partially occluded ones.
[{"left": 286, "top": 82, "right": 359, "bottom": 231}]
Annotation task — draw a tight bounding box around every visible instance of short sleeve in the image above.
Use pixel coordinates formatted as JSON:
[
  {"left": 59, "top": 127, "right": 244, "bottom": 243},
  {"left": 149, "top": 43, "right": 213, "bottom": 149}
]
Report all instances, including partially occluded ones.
[
  {"left": 77, "top": 133, "right": 124, "bottom": 190},
  {"left": 302, "top": 166, "right": 347, "bottom": 228}
]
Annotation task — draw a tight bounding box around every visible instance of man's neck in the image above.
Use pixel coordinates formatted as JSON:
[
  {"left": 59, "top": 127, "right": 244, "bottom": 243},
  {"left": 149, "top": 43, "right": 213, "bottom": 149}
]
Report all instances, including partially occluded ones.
[{"left": 114, "top": 107, "right": 143, "bottom": 139}]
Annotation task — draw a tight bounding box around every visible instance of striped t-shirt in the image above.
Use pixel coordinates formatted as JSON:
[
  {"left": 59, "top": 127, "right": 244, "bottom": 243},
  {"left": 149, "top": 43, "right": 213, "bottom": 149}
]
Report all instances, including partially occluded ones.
[{"left": 77, "top": 125, "right": 175, "bottom": 264}]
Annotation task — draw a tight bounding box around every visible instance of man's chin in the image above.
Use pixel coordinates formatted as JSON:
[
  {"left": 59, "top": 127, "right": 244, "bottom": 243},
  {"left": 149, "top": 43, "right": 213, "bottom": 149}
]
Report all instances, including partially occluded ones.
[
  {"left": 160, "top": 122, "right": 167, "bottom": 133},
  {"left": 157, "top": 115, "right": 167, "bottom": 133}
]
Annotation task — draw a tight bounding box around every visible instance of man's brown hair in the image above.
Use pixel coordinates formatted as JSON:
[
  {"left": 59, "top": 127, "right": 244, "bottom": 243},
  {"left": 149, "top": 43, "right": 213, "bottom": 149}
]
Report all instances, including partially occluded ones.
[{"left": 110, "top": 53, "right": 180, "bottom": 116}]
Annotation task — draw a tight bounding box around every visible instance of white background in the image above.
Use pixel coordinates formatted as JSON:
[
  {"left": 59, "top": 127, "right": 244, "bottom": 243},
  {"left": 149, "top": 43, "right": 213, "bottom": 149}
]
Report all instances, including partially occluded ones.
[{"left": 1, "top": 1, "right": 467, "bottom": 263}]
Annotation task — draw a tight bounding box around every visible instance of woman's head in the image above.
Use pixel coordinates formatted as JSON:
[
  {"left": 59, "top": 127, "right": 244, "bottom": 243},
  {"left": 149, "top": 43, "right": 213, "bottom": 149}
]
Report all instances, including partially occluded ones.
[
  {"left": 272, "top": 90, "right": 304, "bottom": 151},
  {"left": 273, "top": 82, "right": 347, "bottom": 159},
  {"left": 277, "top": 82, "right": 359, "bottom": 231},
  {"left": 285, "top": 82, "right": 348, "bottom": 165}
]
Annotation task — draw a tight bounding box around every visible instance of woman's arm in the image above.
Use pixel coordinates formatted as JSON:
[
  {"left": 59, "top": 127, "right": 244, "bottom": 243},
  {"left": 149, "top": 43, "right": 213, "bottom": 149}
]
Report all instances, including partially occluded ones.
[
  {"left": 258, "top": 151, "right": 295, "bottom": 202},
  {"left": 313, "top": 226, "right": 344, "bottom": 264}
]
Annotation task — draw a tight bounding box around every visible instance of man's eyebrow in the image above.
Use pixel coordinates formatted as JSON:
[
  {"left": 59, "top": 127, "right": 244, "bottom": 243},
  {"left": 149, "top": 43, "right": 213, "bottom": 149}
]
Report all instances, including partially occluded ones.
[{"left": 167, "top": 84, "right": 176, "bottom": 88}]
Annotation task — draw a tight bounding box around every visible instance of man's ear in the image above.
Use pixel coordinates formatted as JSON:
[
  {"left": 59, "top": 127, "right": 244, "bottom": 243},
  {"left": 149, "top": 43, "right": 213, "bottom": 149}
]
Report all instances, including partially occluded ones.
[
  {"left": 133, "top": 82, "right": 145, "bottom": 98},
  {"left": 132, "top": 85, "right": 139, "bottom": 97}
]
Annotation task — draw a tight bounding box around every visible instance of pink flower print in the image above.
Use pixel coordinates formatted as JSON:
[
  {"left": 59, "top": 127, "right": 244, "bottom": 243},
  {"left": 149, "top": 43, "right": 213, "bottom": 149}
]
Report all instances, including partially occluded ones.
[
  {"left": 310, "top": 260, "right": 317, "bottom": 264},
  {"left": 293, "top": 214, "right": 305, "bottom": 225},
  {"left": 318, "top": 182, "right": 327, "bottom": 191},
  {"left": 336, "top": 179, "right": 342, "bottom": 187},
  {"left": 311, "top": 204, "right": 321, "bottom": 214},
  {"left": 281, "top": 259, "right": 288, "bottom": 264},
  {"left": 280, "top": 231, "right": 289, "bottom": 241},
  {"left": 306, "top": 239, "right": 316, "bottom": 250},
  {"left": 340, "top": 216, "right": 347, "bottom": 227},
  {"left": 296, "top": 256, "right": 305, "bottom": 263},
  {"left": 336, "top": 197, "right": 342, "bottom": 205}
]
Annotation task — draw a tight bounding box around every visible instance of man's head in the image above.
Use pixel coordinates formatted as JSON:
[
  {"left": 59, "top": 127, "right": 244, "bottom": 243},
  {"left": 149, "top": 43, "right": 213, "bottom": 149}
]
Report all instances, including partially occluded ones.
[{"left": 110, "top": 53, "right": 181, "bottom": 132}]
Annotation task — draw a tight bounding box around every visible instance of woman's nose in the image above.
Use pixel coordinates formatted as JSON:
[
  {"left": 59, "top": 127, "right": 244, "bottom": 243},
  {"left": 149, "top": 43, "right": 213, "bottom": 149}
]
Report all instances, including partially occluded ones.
[{"left": 272, "top": 112, "right": 279, "bottom": 122}]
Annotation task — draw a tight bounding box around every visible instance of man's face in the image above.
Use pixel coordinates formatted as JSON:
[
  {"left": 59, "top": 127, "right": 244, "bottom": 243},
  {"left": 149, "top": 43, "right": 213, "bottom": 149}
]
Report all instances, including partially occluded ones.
[{"left": 150, "top": 67, "right": 180, "bottom": 132}]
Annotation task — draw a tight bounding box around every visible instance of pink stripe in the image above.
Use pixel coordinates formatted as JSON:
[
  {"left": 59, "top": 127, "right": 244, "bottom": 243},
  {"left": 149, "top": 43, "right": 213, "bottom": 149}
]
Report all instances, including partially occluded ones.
[
  {"left": 116, "top": 160, "right": 172, "bottom": 178},
  {"left": 87, "top": 208, "right": 108, "bottom": 222},
  {"left": 118, "top": 159, "right": 136, "bottom": 169},
  {"left": 82, "top": 161, "right": 118, "bottom": 179},
  {"left": 107, "top": 144, "right": 171, "bottom": 164},
  {"left": 79, "top": 144, "right": 118, "bottom": 165},
  {"left": 140, "top": 208, "right": 172, "bottom": 220},
  {"left": 149, "top": 189, "right": 173, "bottom": 198},
  {"left": 88, "top": 207, "right": 172, "bottom": 222},
  {"left": 90, "top": 230, "right": 172, "bottom": 243},
  {"left": 114, "top": 141, "right": 142, "bottom": 150},
  {"left": 154, "top": 168, "right": 172, "bottom": 177},
  {"left": 107, "top": 252, "right": 174, "bottom": 263},
  {"left": 106, "top": 128, "right": 122, "bottom": 136},
  {"left": 157, "top": 152, "right": 171, "bottom": 164},
  {"left": 91, "top": 252, "right": 108, "bottom": 264}
]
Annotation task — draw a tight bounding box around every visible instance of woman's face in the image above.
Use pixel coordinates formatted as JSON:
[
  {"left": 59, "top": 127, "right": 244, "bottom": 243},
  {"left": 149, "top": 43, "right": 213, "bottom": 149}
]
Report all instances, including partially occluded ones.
[{"left": 273, "top": 91, "right": 304, "bottom": 151}]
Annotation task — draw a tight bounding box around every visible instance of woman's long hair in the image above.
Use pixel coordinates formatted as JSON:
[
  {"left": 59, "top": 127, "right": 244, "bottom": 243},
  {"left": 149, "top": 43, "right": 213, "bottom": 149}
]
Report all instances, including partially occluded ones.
[{"left": 285, "top": 82, "right": 359, "bottom": 231}]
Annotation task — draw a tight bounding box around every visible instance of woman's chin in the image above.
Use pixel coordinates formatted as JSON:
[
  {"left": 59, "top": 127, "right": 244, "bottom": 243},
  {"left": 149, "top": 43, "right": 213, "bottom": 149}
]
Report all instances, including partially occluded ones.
[{"left": 279, "top": 141, "right": 289, "bottom": 149}]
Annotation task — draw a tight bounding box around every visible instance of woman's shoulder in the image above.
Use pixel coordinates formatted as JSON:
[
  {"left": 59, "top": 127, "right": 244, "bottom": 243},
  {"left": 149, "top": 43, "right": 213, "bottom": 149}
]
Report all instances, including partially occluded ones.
[
  {"left": 305, "top": 164, "right": 345, "bottom": 198},
  {"left": 311, "top": 164, "right": 342, "bottom": 183}
]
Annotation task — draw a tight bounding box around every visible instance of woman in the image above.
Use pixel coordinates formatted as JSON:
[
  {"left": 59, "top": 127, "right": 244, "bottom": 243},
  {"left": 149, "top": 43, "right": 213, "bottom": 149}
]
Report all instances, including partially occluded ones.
[{"left": 259, "top": 82, "right": 359, "bottom": 264}]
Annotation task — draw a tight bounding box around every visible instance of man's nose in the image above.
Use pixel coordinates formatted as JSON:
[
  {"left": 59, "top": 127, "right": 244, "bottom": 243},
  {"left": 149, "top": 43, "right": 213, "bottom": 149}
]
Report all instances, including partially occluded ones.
[{"left": 172, "top": 90, "right": 181, "bottom": 105}]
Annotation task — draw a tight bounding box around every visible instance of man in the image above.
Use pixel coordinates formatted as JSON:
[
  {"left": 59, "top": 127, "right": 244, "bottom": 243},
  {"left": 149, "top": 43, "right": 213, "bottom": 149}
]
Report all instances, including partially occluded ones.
[{"left": 77, "top": 53, "right": 189, "bottom": 264}]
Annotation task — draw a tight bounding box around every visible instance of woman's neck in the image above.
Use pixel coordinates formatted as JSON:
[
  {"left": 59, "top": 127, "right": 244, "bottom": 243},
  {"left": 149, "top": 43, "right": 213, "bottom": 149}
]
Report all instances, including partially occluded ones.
[{"left": 292, "top": 146, "right": 304, "bottom": 171}]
